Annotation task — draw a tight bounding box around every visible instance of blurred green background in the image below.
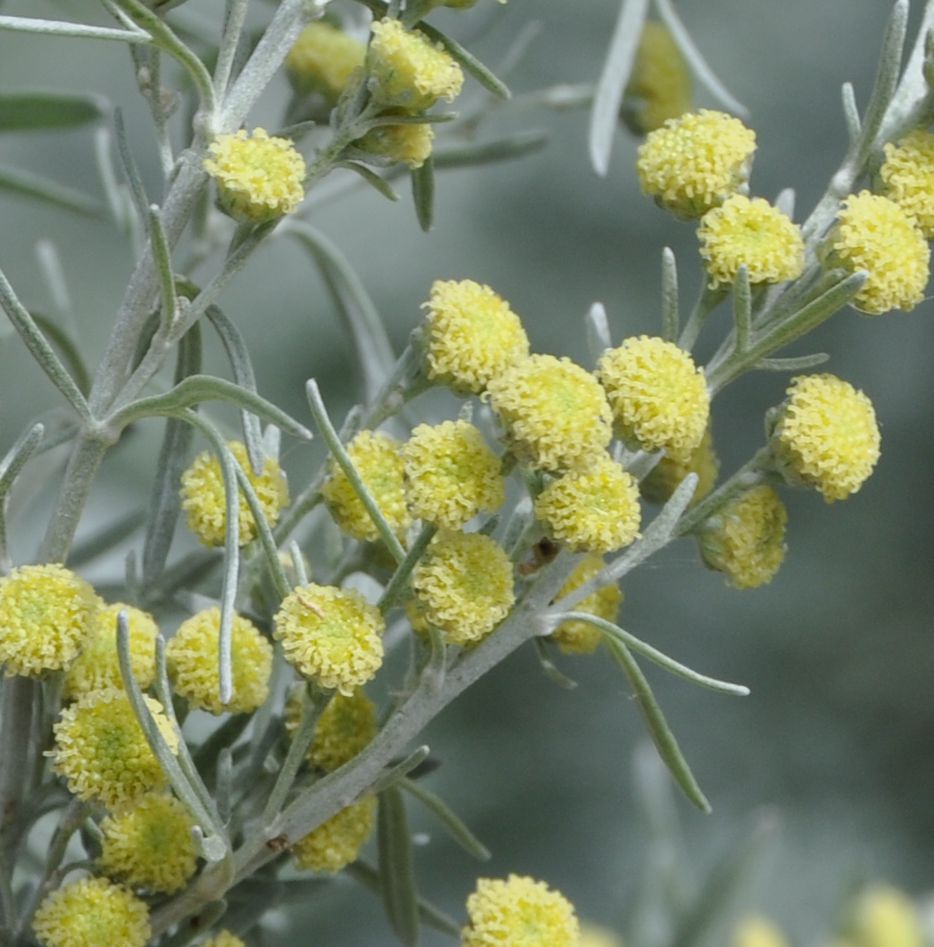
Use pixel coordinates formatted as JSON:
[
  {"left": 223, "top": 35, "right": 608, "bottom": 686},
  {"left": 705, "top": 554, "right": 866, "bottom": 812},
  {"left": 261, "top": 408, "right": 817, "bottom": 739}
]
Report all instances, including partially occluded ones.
[{"left": 1, "top": 0, "right": 932, "bottom": 943}]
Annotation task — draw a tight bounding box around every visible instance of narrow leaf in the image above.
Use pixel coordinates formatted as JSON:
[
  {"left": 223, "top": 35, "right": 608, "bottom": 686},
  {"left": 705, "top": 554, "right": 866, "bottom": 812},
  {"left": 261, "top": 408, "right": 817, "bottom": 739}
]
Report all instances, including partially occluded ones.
[
  {"left": 754, "top": 352, "right": 830, "bottom": 372},
  {"left": 418, "top": 21, "right": 510, "bottom": 100},
  {"left": 0, "top": 15, "right": 149, "bottom": 43},
  {"left": 371, "top": 746, "right": 431, "bottom": 796},
  {"left": 29, "top": 314, "right": 91, "bottom": 395},
  {"left": 0, "top": 164, "right": 100, "bottom": 217},
  {"left": 586, "top": 302, "right": 611, "bottom": 365},
  {"left": 0, "top": 423, "right": 44, "bottom": 502},
  {"left": 400, "top": 777, "right": 491, "bottom": 861},
  {"left": 661, "top": 247, "right": 679, "bottom": 342},
  {"left": 114, "top": 108, "right": 149, "bottom": 227},
  {"left": 336, "top": 161, "right": 400, "bottom": 202},
  {"left": 533, "top": 638, "right": 578, "bottom": 691},
  {"left": 378, "top": 786, "right": 421, "bottom": 946},
  {"left": 0, "top": 92, "right": 104, "bottom": 131},
  {"left": 411, "top": 157, "right": 435, "bottom": 233},
  {"left": 69, "top": 510, "right": 145, "bottom": 568},
  {"left": 733, "top": 266, "right": 751, "bottom": 353},
  {"left": 147, "top": 204, "right": 178, "bottom": 329},
  {"left": 841, "top": 82, "right": 861, "bottom": 144},
  {"left": 432, "top": 130, "right": 549, "bottom": 169}
]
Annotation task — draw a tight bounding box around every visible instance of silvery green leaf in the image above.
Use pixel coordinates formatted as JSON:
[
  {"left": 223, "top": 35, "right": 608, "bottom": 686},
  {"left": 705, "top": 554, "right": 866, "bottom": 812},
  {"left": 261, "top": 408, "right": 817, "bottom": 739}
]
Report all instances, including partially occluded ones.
[
  {"left": 400, "top": 777, "right": 491, "bottom": 861},
  {"left": 418, "top": 21, "right": 510, "bottom": 100},
  {"left": 754, "top": 352, "right": 830, "bottom": 372},
  {"left": 0, "top": 165, "right": 100, "bottom": 217},
  {"left": 336, "top": 160, "right": 400, "bottom": 203},
  {"left": 661, "top": 248, "right": 679, "bottom": 342},
  {"left": 411, "top": 158, "right": 434, "bottom": 232},
  {"left": 378, "top": 786, "right": 421, "bottom": 947},
  {"left": 0, "top": 92, "right": 104, "bottom": 131},
  {"left": 431, "top": 130, "right": 549, "bottom": 169},
  {"left": 586, "top": 302, "right": 611, "bottom": 364}
]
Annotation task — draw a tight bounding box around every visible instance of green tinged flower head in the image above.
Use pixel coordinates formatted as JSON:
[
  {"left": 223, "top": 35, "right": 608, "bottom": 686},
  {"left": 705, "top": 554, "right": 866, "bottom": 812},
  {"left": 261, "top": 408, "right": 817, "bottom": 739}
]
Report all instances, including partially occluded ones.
[
  {"left": 285, "top": 686, "right": 377, "bottom": 772},
  {"left": 167, "top": 608, "right": 273, "bottom": 715},
  {"left": 403, "top": 420, "right": 505, "bottom": 528},
  {"left": 487, "top": 355, "right": 613, "bottom": 472},
  {"left": 63, "top": 603, "right": 158, "bottom": 701},
  {"left": 292, "top": 795, "right": 377, "bottom": 872},
  {"left": 641, "top": 425, "right": 719, "bottom": 506},
  {"left": 624, "top": 20, "right": 692, "bottom": 134},
  {"left": 597, "top": 336, "right": 709, "bottom": 461},
  {"left": 0, "top": 564, "right": 99, "bottom": 677},
  {"left": 552, "top": 555, "right": 622, "bottom": 655},
  {"left": 199, "top": 933, "right": 245, "bottom": 947},
  {"left": 98, "top": 792, "right": 198, "bottom": 894},
  {"left": 698, "top": 485, "right": 787, "bottom": 589},
  {"left": 320, "top": 430, "right": 410, "bottom": 542},
  {"left": 534, "top": 456, "right": 641, "bottom": 554},
  {"left": 771, "top": 373, "right": 880, "bottom": 502},
  {"left": 880, "top": 129, "right": 934, "bottom": 238},
  {"left": 51, "top": 689, "right": 179, "bottom": 807},
  {"left": 849, "top": 886, "right": 923, "bottom": 947},
  {"left": 411, "top": 530, "right": 515, "bottom": 646},
  {"left": 462, "top": 874, "right": 581, "bottom": 946},
  {"left": 423, "top": 279, "right": 530, "bottom": 394},
  {"left": 203, "top": 128, "right": 306, "bottom": 223},
  {"left": 32, "top": 877, "right": 150, "bottom": 947},
  {"left": 637, "top": 109, "right": 756, "bottom": 218},
  {"left": 273, "top": 584, "right": 384, "bottom": 695},
  {"left": 698, "top": 195, "right": 805, "bottom": 288},
  {"left": 286, "top": 21, "right": 365, "bottom": 101},
  {"left": 732, "top": 916, "right": 791, "bottom": 947},
  {"left": 368, "top": 19, "right": 464, "bottom": 111},
  {"left": 180, "top": 441, "right": 289, "bottom": 548},
  {"left": 824, "top": 191, "right": 929, "bottom": 314},
  {"left": 358, "top": 121, "right": 435, "bottom": 169}
]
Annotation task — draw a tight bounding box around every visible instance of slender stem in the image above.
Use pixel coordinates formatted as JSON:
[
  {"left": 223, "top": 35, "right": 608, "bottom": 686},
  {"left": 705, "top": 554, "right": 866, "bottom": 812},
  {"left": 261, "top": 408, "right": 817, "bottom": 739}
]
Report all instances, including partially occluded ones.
[
  {"left": 0, "top": 676, "right": 35, "bottom": 892},
  {"left": 379, "top": 524, "right": 436, "bottom": 613},
  {"left": 0, "top": 15, "right": 149, "bottom": 42},
  {"left": 214, "top": 0, "right": 250, "bottom": 97}
]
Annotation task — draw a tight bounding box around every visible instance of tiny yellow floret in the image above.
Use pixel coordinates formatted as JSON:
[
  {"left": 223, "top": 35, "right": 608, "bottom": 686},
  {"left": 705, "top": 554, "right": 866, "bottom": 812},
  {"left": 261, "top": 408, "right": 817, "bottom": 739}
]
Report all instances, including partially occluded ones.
[
  {"left": 181, "top": 441, "right": 289, "bottom": 548},
  {"left": 698, "top": 195, "right": 805, "bottom": 288},
  {"left": 274, "top": 584, "right": 384, "bottom": 695},
  {"left": 0, "top": 564, "right": 98, "bottom": 677},
  {"left": 167, "top": 608, "right": 272, "bottom": 715},
  {"left": 535, "top": 456, "right": 641, "bottom": 554},
  {"left": 32, "top": 877, "right": 150, "bottom": 947},
  {"left": 403, "top": 420, "right": 505, "bottom": 528},
  {"left": 292, "top": 795, "right": 377, "bottom": 872},
  {"left": 732, "top": 916, "right": 791, "bottom": 947},
  {"left": 851, "top": 886, "right": 923, "bottom": 947},
  {"left": 99, "top": 792, "right": 198, "bottom": 894},
  {"left": 423, "top": 279, "right": 530, "bottom": 394},
  {"left": 772, "top": 373, "right": 880, "bottom": 502},
  {"left": 64, "top": 603, "right": 158, "bottom": 700},
  {"left": 320, "top": 430, "right": 411, "bottom": 542},
  {"left": 368, "top": 19, "right": 464, "bottom": 111},
  {"left": 286, "top": 22, "right": 365, "bottom": 101},
  {"left": 880, "top": 130, "right": 934, "bottom": 238},
  {"left": 698, "top": 485, "right": 787, "bottom": 589},
  {"left": 462, "top": 874, "right": 581, "bottom": 946},
  {"left": 487, "top": 354, "right": 613, "bottom": 472},
  {"left": 552, "top": 555, "right": 622, "bottom": 655},
  {"left": 51, "top": 689, "right": 179, "bottom": 807},
  {"left": 199, "top": 932, "right": 245, "bottom": 947},
  {"left": 358, "top": 121, "right": 435, "bottom": 169},
  {"left": 204, "top": 128, "right": 306, "bottom": 223},
  {"left": 286, "top": 686, "right": 378, "bottom": 772},
  {"left": 637, "top": 109, "right": 756, "bottom": 218},
  {"left": 411, "top": 531, "right": 515, "bottom": 646},
  {"left": 641, "top": 425, "right": 719, "bottom": 506},
  {"left": 826, "top": 191, "right": 929, "bottom": 314},
  {"left": 597, "top": 336, "right": 709, "bottom": 461},
  {"left": 624, "top": 20, "right": 692, "bottom": 133}
]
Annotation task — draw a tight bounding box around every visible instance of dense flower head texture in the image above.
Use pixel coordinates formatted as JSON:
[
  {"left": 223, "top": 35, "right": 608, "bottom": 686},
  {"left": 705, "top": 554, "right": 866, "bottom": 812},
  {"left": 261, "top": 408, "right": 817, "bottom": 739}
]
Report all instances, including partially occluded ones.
[
  {"left": 358, "top": 121, "right": 435, "bottom": 169},
  {"left": 597, "top": 336, "right": 709, "bottom": 461},
  {"left": 285, "top": 686, "right": 378, "bottom": 772},
  {"left": 552, "top": 555, "right": 622, "bottom": 655},
  {"left": 850, "top": 886, "right": 924, "bottom": 947},
  {"left": 487, "top": 354, "right": 613, "bottom": 472},
  {"left": 825, "top": 191, "right": 929, "bottom": 314},
  {"left": 636, "top": 109, "right": 756, "bottom": 217},
  {"left": 732, "top": 916, "right": 791, "bottom": 947},
  {"left": 292, "top": 796, "right": 377, "bottom": 873},
  {"left": 423, "top": 279, "right": 529, "bottom": 393},
  {"left": 32, "top": 876, "right": 151, "bottom": 947},
  {"left": 698, "top": 195, "right": 805, "bottom": 288},
  {"left": 641, "top": 425, "right": 719, "bottom": 506},
  {"left": 0, "top": 563, "right": 99, "bottom": 678},
  {"left": 285, "top": 21, "right": 365, "bottom": 101},
  {"left": 167, "top": 608, "right": 273, "bottom": 715},
  {"left": 534, "top": 456, "right": 641, "bottom": 554},
  {"left": 771, "top": 374, "right": 880, "bottom": 502},
  {"left": 274, "top": 584, "right": 384, "bottom": 695},
  {"left": 880, "top": 129, "right": 934, "bottom": 238},
  {"left": 624, "top": 20, "right": 692, "bottom": 134},
  {"left": 462, "top": 874, "right": 581, "bottom": 946}
]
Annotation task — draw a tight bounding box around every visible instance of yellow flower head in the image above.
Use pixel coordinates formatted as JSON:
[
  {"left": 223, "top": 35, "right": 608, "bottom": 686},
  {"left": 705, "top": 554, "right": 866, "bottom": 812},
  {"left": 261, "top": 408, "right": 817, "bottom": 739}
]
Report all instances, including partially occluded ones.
[
  {"left": 423, "top": 279, "right": 530, "bottom": 394},
  {"left": 581, "top": 924, "right": 625, "bottom": 947},
  {"left": 292, "top": 795, "right": 377, "bottom": 872},
  {"left": 203, "top": 128, "right": 306, "bottom": 223},
  {"left": 772, "top": 373, "right": 880, "bottom": 502},
  {"left": 368, "top": 19, "right": 464, "bottom": 111},
  {"left": 698, "top": 485, "right": 787, "bottom": 589},
  {"left": 32, "top": 877, "right": 150, "bottom": 947},
  {"left": 624, "top": 20, "right": 692, "bottom": 133},
  {"left": 534, "top": 456, "right": 641, "bottom": 554},
  {"left": 63, "top": 603, "right": 158, "bottom": 701},
  {"left": 698, "top": 195, "right": 805, "bottom": 288},
  {"left": 732, "top": 916, "right": 791, "bottom": 947},
  {"left": 199, "top": 933, "right": 245, "bottom": 947},
  {"left": 637, "top": 109, "right": 756, "bottom": 218},
  {"left": 286, "top": 22, "right": 365, "bottom": 101},
  {"left": 181, "top": 441, "right": 289, "bottom": 548},
  {"left": 358, "top": 121, "right": 435, "bottom": 169},
  {"left": 597, "top": 336, "right": 709, "bottom": 461},
  {"left": 98, "top": 792, "right": 198, "bottom": 894},
  {"left": 285, "top": 686, "right": 378, "bottom": 772},
  {"left": 880, "top": 130, "right": 934, "bottom": 238},
  {"left": 273, "top": 584, "right": 384, "bottom": 695},
  {"left": 167, "top": 608, "right": 272, "bottom": 715},
  {"left": 552, "top": 555, "right": 622, "bottom": 655},
  {"left": 462, "top": 874, "right": 581, "bottom": 946},
  {"left": 51, "top": 689, "right": 179, "bottom": 807},
  {"left": 641, "top": 425, "right": 719, "bottom": 506},
  {"left": 487, "top": 355, "right": 613, "bottom": 472},
  {"left": 403, "top": 420, "right": 505, "bottom": 529},
  {"left": 0, "top": 563, "right": 99, "bottom": 678},
  {"left": 321, "top": 430, "right": 410, "bottom": 542},
  {"left": 411, "top": 530, "right": 515, "bottom": 646},
  {"left": 850, "top": 886, "right": 923, "bottom": 947},
  {"left": 825, "top": 191, "right": 929, "bottom": 314}
]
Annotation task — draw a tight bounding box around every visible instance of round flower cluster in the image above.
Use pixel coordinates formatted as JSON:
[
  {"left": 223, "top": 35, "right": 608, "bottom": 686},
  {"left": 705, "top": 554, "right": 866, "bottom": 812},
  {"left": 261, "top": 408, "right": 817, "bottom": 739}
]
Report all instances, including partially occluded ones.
[
  {"left": 641, "top": 426, "right": 719, "bottom": 506},
  {"left": 551, "top": 555, "right": 623, "bottom": 655},
  {"left": 310, "top": 689, "right": 377, "bottom": 772},
  {"left": 166, "top": 608, "right": 272, "bottom": 715},
  {"left": 358, "top": 121, "right": 435, "bottom": 170},
  {"left": 292, "top": 795, "right": 377, "bottom": 873},
  {"left": 851, "top": 886, "right": 923, "bottom": 947},
  {"left": 637, "top": 109, "right": 756, "bottom": 218},
  {"left": 285, "top": 21, "right": 365, "bottom": 102},
  {"left": 732, "top": 916, "right": 790, "bottom": 947},
  {"left": 423, "top": 279, "right": 529, "bottom": 394},
  {"left": 624, "top": 20, "right": 692, "bottom": 134},
  {"left": 771, "top": 373, "right": 880, "bottom": 502},
  {"left": 180, "top": 441, "right": 289, "bottom": 548},
  {"left": 880, "top": 129, "right": 934, "bottom": 238}
]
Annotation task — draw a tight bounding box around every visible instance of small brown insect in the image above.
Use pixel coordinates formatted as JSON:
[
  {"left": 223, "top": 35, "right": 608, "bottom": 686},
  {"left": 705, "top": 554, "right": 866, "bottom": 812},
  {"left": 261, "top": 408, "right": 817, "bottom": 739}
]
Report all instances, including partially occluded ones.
[
  {"left": 518, "top": 537, "right": 560, "bottom": 576},
  {"left": 266, "top": 834, "right": 289, "bottom": 853}
]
